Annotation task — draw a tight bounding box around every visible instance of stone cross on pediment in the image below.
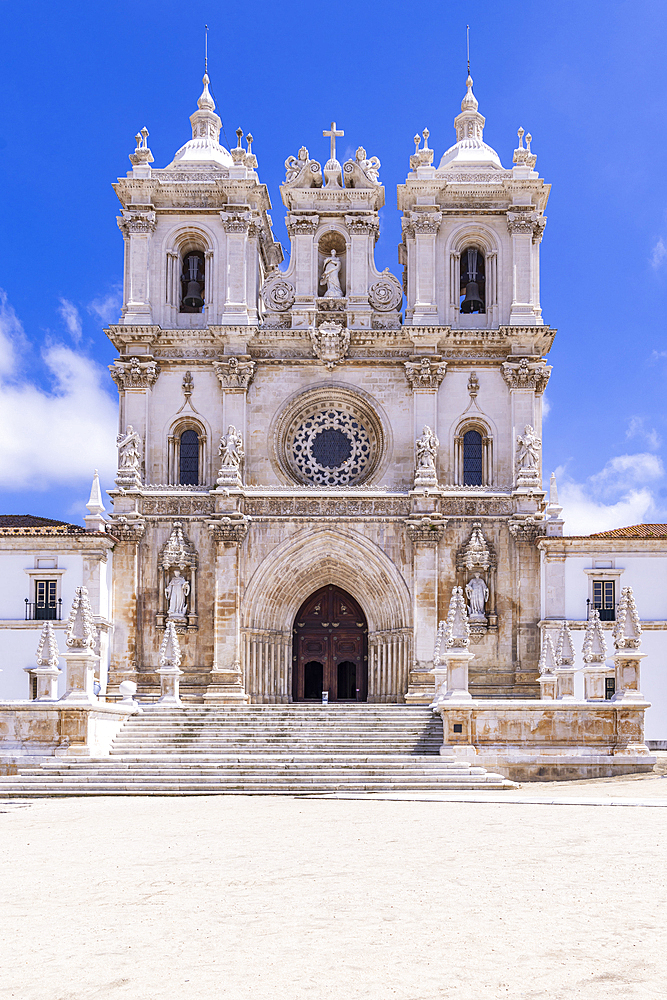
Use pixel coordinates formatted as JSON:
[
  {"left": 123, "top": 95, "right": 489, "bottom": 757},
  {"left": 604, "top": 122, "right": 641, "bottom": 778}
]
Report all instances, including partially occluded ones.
[{"left": 323, "top": 121, "right": 344, "bottom": 161}]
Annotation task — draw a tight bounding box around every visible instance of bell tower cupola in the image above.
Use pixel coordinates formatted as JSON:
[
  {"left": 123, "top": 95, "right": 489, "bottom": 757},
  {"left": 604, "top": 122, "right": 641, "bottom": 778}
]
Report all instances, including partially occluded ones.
[{"left": 398, "top": 75, "right": 550, "bottom": 331}]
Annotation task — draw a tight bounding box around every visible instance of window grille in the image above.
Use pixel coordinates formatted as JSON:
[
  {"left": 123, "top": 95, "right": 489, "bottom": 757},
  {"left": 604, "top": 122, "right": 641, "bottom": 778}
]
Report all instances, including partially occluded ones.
[
  {"left": 463, "top": 430, "right": 483, "bottom": 486},
  {"left": 179, "top": 429, "right": 199, "bottom": 485}
]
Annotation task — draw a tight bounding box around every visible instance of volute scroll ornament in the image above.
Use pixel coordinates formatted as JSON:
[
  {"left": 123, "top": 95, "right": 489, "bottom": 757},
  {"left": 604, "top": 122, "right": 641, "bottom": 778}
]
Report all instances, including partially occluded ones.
[
  {"left": 368, "top": 270, "right": 403, "bottom": 313},
  {"left": 260, "top": 276, "right": 295, "bottom": 313},
  {"left": 501, "top": 358, "right": 551, "bottom": 394},
  {"left": 404, "top": 358, "right": 447, "bottom": 391},
  {"left": 110, "top": 358, "right": 161, "bottom": 391}
]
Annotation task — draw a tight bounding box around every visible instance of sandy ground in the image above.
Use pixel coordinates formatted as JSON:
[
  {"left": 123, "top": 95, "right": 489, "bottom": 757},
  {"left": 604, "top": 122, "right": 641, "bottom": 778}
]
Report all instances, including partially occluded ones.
[{"left": 1, "top": 773, "right": 667, "bottom": 1000}]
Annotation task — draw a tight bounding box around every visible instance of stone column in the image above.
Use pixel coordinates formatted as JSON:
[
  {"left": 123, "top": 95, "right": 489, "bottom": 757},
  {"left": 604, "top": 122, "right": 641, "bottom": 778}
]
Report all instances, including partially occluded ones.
[
  {"left": 204, "top": 518, "right": 250, "bottom": 703},
  {"left": 286, "top": 214, "right": 319, "bottom": 328},
  {"left": 409, "top": 213, "right": 442, "bottom": 325},
  {"left": 107, "top": 519, "right": 145, "bottom": 693},
  {"left": 117, "top": 211, "right": 156, "bottom": 324},
  {"left": 109, "top": 358, "right": 160, "bottom": 485},
  {"left": 405, "top": 520, "right": 445, "bottom": 703},
  {"left": 507, "top": 212, "right": 543, "bottom": 326},
  {"left": 214, "top": 358, "right": 256, "bottom": 478},
  {"left": 220, "top": 212, "right": 251, "bottom": 324}
]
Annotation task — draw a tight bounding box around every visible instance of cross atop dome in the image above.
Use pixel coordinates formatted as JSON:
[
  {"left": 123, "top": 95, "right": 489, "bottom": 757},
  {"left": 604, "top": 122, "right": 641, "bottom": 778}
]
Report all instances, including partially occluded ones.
[
  {"left": 323, "top": 121, "right": 345, "bottom": 187},
  {"left": 323, "top": 122, "right": 344, "bottom": 161}
]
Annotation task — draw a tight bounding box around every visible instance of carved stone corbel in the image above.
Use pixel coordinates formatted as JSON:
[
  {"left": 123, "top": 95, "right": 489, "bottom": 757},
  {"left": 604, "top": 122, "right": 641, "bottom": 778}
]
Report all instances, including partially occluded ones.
[
  {"left": 208, "top": 515, "right": 250, "bottom": 544},
  {"left": 214, "top": 357, "right": 256, "bottom": 391},
  {"left": 404, "top": 358, "right": 447, "bottom": 391},
  {"left": 405, "top": 515, "right": 447, "bottom": 545}
]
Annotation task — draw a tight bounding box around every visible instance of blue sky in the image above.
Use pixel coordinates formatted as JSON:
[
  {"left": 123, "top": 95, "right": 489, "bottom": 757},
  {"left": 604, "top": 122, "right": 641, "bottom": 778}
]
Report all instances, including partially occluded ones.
[{"left": 0, "top": 0, "right": 666, "bottom": 533}]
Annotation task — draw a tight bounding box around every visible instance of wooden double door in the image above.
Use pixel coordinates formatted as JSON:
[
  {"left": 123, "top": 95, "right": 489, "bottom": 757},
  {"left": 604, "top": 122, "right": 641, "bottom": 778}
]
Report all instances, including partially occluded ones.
[{"left": 293, "top": 585, "right": 368, "bottom": 702}]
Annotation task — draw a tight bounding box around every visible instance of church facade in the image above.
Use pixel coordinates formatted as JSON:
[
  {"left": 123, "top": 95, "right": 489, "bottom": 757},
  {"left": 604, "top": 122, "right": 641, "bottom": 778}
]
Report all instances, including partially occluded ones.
[{"left": 105, "top": 73, "right": 553, "bottom": 706}]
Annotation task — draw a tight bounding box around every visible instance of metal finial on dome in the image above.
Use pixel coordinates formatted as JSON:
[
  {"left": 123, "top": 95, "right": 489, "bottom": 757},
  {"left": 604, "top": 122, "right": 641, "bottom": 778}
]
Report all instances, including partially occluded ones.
[{"left": 197, "top": 72, "right": 216, "bottom": 112}]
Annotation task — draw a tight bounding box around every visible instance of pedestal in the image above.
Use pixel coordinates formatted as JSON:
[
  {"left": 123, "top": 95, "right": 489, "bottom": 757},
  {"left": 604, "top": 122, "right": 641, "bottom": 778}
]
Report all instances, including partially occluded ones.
[
  {"left": 26, "top": 666, "right": 61, "bottom": 701},
  {"left": 431, "top": 649, "right": 475, "bottom": 705},
  {"left": 583, "top": 665, "right": 607, "bottom": 700},
  {"left": 611, "top": 650, "right": 647, "bottom": 703},
  {"left": 555, "top": 667, "right": 576, "bottom": 700},
  {"left": 61, "top": 652, "right": 99, "bottom": 705},
  {"left": 157, "top": 666, "right": 183, "bottom": 706},
  {"left": 538, "top": 673, "right": 557, "bottom": 699}
]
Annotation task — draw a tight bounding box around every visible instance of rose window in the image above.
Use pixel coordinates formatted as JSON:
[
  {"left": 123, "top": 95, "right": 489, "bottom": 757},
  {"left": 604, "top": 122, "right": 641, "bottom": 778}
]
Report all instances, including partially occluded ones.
[
  {"left": 292, "top": 410, "right": 371, "bottom": 486},
  {"left": 274, "top": 388, "right": 384, "bottom": 487}
]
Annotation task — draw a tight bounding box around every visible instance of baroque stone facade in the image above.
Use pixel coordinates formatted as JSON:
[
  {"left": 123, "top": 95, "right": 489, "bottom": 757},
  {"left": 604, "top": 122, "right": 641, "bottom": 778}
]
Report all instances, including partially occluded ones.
[{"left": 105, "top": 73, "right": 553, "bottom": 704}]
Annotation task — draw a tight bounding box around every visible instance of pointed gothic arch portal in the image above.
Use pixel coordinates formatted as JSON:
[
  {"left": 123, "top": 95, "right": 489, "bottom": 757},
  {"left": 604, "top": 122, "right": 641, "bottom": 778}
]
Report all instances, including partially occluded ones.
[{"left": 293, "top": 585, "right": 368, "bottom": 702}]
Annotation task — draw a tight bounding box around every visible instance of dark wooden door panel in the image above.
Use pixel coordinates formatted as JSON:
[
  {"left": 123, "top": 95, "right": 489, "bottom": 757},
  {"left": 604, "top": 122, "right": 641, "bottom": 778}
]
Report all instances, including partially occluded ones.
[{"left": 293, "top": 585, "right": 368, "bottom": 702}]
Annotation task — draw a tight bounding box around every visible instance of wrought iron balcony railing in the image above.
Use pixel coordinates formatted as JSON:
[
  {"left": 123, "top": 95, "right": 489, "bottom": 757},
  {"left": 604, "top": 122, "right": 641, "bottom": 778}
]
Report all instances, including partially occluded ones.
[{"left": 25, "top": 599, "right": 62, "bottom": 621}]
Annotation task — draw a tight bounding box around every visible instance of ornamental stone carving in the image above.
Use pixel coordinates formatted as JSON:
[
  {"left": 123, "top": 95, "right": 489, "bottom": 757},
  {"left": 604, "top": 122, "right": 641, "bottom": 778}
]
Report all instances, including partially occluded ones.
[
  {"left": 414, "top": 426, "right": 439, "bottom": 488},
  {"left": 220, "top": 211, "right": 252, "bottom": 233},
  {"left": 408, "top": 211, "right": 442, "bottom": 236},
  {"left": 116, "top": 425, "right": 142, "bottom": 487},
  {"left": 109, "top": 516, "right": 146, "bottom": 543},
  {"left": 117, "top": 211, "right": 157, "bottom": 236},
  {"left": 508, "top": 517, "right": 546, "bottom": 542},
  {"left": 310, "top": 322, "right": 350, "bottom": 369},
  {"left": 109, "top": 358, "right": 160, "bottom": 390},
  {"left": 217, "top": 426, "right": 245, "bottom": 487},
  {"left": 208, "top": 515, "right": 250, "bottom": 544},
  {"left": 369, "top": 271, "right": 403, "bottom": 312},
  {"left": 506, "top": 210, "right": 546, "bottom": 243},
  {"left": 286, "top": 213, "right": 320, "bottom": 236},
  {"left": 516, "top": 424, "right": 541, "bottom": 477},
  {"left": 260, "top": 276, "right": 295, "bottom": 312},
  {"left": 613, "top": 586, "right": 642, "bottom": 650},
  {"left": 458, "top": 522, "right": 494, "bottom": 573},
  {"left": 501, "top": 358, "right": 551, "bottom": 394},
  {"left": 405, "top": 514, "right": 446, "bottom": 545},
  {"left": 214, "top": 357, "right": 256, "bottom": 390},
  {"left": 344, "top": 214, "right": 380, "bottom": 237},
  {"left": 404, "top": 358, "right": 447, "bottom": 391},
  {"left": 65, "top": 587, "right": 96, "bottom": 650}
]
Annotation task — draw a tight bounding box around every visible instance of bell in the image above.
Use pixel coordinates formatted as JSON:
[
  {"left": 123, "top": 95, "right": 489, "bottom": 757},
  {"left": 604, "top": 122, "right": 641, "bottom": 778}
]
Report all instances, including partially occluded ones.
[
  {"left": 461, "top": 280, "right": 484, "bottom": 314},
  {"left": 183, "top": 280, "right": 204, "bottom": 310}
]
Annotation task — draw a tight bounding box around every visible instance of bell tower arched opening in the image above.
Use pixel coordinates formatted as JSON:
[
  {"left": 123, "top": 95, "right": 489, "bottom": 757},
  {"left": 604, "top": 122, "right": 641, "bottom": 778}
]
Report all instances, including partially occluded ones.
[{"left": 292, "top": 585, "right": 368, "bottom": 702}]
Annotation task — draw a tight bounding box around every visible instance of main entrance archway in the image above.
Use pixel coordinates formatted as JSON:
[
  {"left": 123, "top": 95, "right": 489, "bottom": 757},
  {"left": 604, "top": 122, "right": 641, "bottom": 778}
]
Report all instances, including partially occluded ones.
[{"left": 293, "top": 585, "right": 368, "bottom": 702}]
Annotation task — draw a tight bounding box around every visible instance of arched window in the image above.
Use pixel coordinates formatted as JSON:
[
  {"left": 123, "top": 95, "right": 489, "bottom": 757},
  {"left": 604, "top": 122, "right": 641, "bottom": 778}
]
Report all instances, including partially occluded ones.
[
  {"left": 179, "top": 430, "right": 199, "bottom": 485},
  {"left": 460, "top": 247, "right": 485, "bottom": 314},
  {"left": 463, "top": 430, "right": 483, "bottom": 485},
  {"left": 180, "top": 251, "right": 205, "bottom": 313}
]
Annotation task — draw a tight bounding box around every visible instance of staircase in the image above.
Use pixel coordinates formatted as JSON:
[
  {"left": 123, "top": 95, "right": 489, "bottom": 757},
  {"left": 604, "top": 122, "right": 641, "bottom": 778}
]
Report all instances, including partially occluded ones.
[{"left": 0, "top": 705, "right": 513, "bottom": 795}]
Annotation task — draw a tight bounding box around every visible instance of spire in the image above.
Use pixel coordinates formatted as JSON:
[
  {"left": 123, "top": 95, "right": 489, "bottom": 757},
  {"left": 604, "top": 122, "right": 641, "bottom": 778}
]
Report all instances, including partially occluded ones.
[
  {"left": 461, "top": 75, "right": 479, "bottom": 113},
  {"left": 545, "top": 472, "right": 564, "bottom": 535},
  {"left": 444, "top": 587, "right": 471, "bottom": 648},
  {"left": 197, "top": 72, "right": 216, "bottom": 112},
  {"left": 613, "top": 586, "right": 642, "bottom": 650},
  {"left": 159, "top": 620, "right": 182, "bottom": 669},
  {"left": 538, "top": 634, "right": 557, "bottom": 675},
  {"left": 85, "top": 470, "right": 107, "bottom": 532},
  {"left": 583, "top": 609, "right": 607, "bottom": 663},
  {"left": 36, "top": 621, "right": 61, "bottom": 668},
  {"left": 65, "top": 587, "right": 97, "bottom": 651},
  {"left": 555, "top": 620, "right": 575, "bottom": 667}
]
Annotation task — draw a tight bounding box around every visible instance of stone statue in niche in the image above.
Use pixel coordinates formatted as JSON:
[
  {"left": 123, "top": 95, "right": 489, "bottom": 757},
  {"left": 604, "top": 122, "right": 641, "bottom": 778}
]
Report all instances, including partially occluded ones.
[
  {"left": 466, "top": 573, "right": 489, "bottom": 621},
  {"left": 166, "top": 569, "right": 190, "bottom": 618},
  {"left": 116, "top": 425, "right": 141, "bottom": 473},
  {"left": 320, "top": 249, "right": 344, "bottom": 299},
  {"left": 414, "top": 426, "right": 439, "bottom": 487},
  {"left": 516, "top": 424, "right": 541, "bottom": 473}
]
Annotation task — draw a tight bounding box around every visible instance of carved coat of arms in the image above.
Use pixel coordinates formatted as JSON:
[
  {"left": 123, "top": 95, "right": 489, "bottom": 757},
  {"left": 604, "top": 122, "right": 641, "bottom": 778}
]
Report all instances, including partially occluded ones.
[{"left": 310, "top": 322, "right": 350, "bottom": 370}]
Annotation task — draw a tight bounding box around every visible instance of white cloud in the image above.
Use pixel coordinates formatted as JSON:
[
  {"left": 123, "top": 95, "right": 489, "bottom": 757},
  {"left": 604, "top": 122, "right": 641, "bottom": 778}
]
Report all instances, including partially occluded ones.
[
  {"left": 556, "top": 453, "right": 665, "bottom": 535},
  {"left": 58, "top": 297, "right": 82, "bottom": 343},
  {"left": 626, "top": 415, "right": 661, "bottom": 450},
  {"left": 88, "top": 287, "right": 122, "bottom": 325},
  {"left": 0, "top": 291, "right": 117, "bottom": 491},
  {"left": 651, "top": 237, "right": 667, "bottom": 270},
  {"left": 542, "top": 393, "right": 551, "bottom": 420}
]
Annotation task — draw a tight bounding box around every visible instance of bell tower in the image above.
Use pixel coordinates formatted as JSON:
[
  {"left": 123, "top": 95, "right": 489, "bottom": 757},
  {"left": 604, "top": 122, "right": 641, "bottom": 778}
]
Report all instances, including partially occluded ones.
[{"left": 398, "top": 75, "right": 549, "bottom": 330}]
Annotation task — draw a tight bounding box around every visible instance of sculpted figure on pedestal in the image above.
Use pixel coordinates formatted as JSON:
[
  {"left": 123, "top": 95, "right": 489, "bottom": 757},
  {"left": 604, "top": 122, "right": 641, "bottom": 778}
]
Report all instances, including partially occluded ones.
[
  {"left": 165, "top": 569, "right": 190, "bottom": 618},
  {"left": 320, "top": 250, "right": 344, "bottom": 299},
  {"left": 415, "top": 426, "right": 439, "bottom": 476},
  {"left": 218, "top": 425, "right": 244, "bottom": 470},
  {"left": 117, "top": 425, "right": 141, "bottom": 473},
  {"left": 516, "top": 424, "right": 541, "bottom": 472},
  {"left": 466, "top": 573, "right": 489, "bottom": 619}
]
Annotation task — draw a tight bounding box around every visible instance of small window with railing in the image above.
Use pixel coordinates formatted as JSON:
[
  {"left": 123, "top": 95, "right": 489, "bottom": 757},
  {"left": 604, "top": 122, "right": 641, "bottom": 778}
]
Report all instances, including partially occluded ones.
[
  {"left": 26, "top": 580, "right": 62, "bottom": 621},
  {"left": 593, "top": 579, "right": 615, "bottom": 621}
]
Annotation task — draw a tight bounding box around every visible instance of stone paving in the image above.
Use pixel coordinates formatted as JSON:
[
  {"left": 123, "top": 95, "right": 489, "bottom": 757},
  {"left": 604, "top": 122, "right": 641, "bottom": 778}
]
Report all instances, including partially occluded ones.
[{"left": 2, "top": 768, "right": 666, "bottom": 1000}]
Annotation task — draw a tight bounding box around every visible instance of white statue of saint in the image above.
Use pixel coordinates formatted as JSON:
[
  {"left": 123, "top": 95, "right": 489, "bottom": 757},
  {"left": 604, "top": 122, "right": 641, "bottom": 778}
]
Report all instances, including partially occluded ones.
[
  {"left": 117, "top": 425, "right": 141, "bottom": 472},
  {"left": 516, "top": 424, "right": 541, "bottom": 471},
  {"left": 415, "top": 425, "right": 439, "bottom": 474},
  {"left": 165, "top": 569, "right": 190, "bottom": 617},
  {"left": 320, "top": 249, "right": 344, "bottom": 299},
  {"left": 218, "top": 425, "right": 244, "bottom": 469},
  {"left": 466, "top": 573, "right": 489, "bottom": 618}
]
